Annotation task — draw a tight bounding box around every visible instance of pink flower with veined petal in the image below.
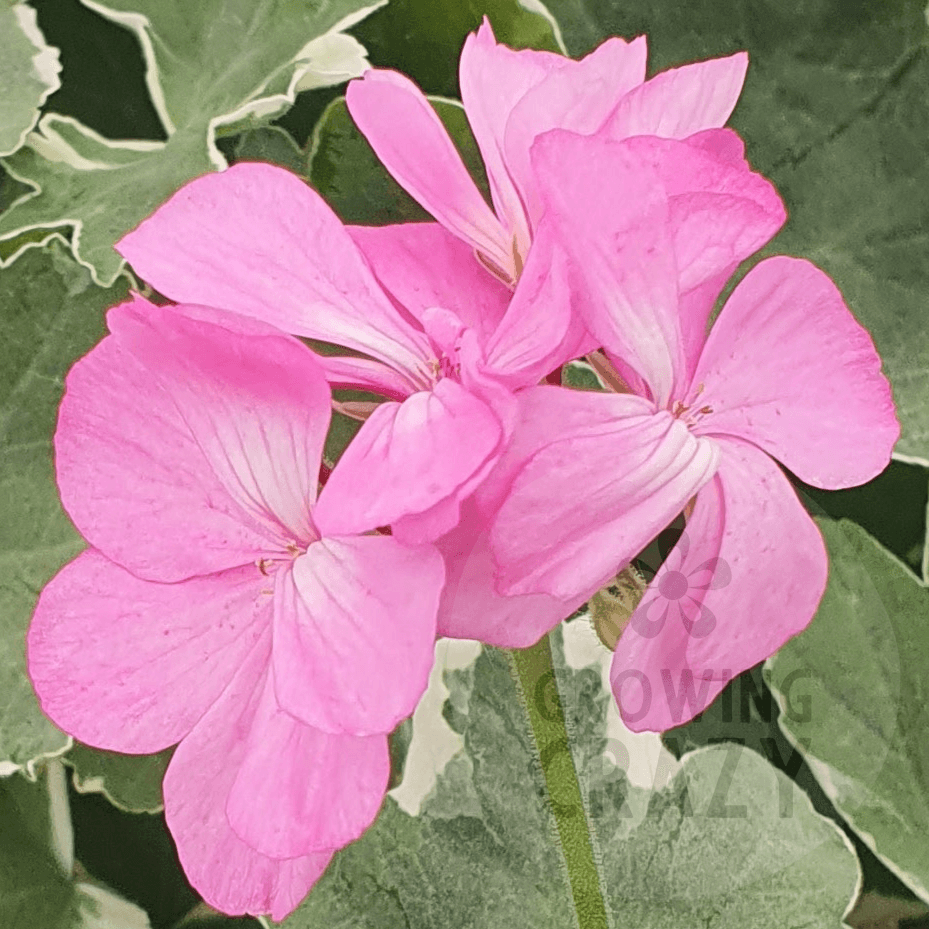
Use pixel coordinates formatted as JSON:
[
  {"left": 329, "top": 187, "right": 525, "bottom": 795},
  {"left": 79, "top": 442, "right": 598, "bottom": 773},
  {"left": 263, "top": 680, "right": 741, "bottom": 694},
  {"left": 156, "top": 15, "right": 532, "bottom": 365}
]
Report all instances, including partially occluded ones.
[
  {"left": 490, "top": 127, "right": 899, "bottom": 730},
  {"left": 346, "top": 18, "right": 748, "bottom": 285},
  {"left": 117, "top": 162, "right": 589, "bottom": 545},
  {"left": 27, "top": 299, "right": 444, "bottom": 919}
]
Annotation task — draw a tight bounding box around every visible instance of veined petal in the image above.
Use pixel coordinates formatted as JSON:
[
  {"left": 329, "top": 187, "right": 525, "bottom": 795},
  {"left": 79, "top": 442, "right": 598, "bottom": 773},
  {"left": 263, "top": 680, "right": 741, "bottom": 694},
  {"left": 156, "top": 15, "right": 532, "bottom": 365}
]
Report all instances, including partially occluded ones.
[
  {"left": 226, "top": 667, "right": 390, "bottom": 859},
  {"left": 163, "top": 637, "right": 335, "bottom": 920},
  {"left": 483, "top": 225, "right": 582, "bottom": 388},
  {"left": 492, "top": 392, "right": 720, "bottom": 600},
  {"left": 531, "top": 129, "right": 686, "bottom": 405},
  {"left": 620, "top": 131, "right": 786, "bottom": 375},
  {"left": 612, "top": 439, "right": 827, "bottom": 731},
  {"left": 437, "top": 499, "right": 585, "bottom": 647},
  {"left": 108, "top": 298, "right": 329, "bottom": 547},
  {"left": 271, "top": 538, "right": 442, "bottom": 735},
  {"left": 28, "top": 550, "right": 269, "bottom": 754},
  {"left": 56, "top": 298, "right": 328, "bottom": 580},
  {"left": 117, "top": 162, "right": 431, "bottom": 375},
  {"left": 346, "top": 69, "right": 513, "bottom": 276},
  {"left": 604, "top": 52, "right": 748, "bottom": 141},
  {"left": 691, "top": 257, "right": 899, "bottom": 488},
  {"left": 348, "top": 223, "right": 512, "bottom": 342},
  {"left": 459, "top": 19, "right": 566, "bottom": 253},
  {"left": 503, "top": 35, "right": 648, "bottom": 227},
  {"left": 314, "top": 379, "right": 503, "bottom": 536}
]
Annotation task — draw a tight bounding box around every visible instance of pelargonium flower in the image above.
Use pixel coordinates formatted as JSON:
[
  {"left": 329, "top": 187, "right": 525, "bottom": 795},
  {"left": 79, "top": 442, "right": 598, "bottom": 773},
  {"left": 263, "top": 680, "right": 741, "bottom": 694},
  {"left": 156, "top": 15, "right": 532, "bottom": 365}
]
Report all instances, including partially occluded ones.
[
  {"left": 117, "top": 162, "right": 587, "bottom": 545},
  {"left": 27, "top": 298, "right": 445, "bottom": 918},
  {"left": 346, "top": 18, "right": 748, "bottom": 285},
  {"left": 489, "top": 128, "right": 899, "bottom": 730}
]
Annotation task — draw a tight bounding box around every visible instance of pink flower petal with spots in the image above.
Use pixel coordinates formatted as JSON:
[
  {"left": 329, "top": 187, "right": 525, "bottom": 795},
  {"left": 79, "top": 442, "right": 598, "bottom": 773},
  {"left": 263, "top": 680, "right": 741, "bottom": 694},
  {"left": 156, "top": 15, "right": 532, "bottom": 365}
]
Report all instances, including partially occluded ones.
[
  {"left": 691, "top": 256, "right": 899, "bottom": 488},
  {"left": 27, "top": 549, "right": 268, "bottom": 754},
  {"left": 56, "top": 298, "right": 330, "bottom": 581},
  {"left": 612, "top": 439, "right": 827, "bottom": 731},
  {"left": 163, "top": 637, "right": 335, "bottom": 920},
  {"left": 117, "top": 162, "right": 432, "bottom": 376},
  {"left": 271, "top": 537, "right": 442, "bottom": 735},
  {"left": 315, "top": 379, "right": 503, "bottom": 537},
  {"left": 225, "top": 667, "right": 390, "bottom": 859}
]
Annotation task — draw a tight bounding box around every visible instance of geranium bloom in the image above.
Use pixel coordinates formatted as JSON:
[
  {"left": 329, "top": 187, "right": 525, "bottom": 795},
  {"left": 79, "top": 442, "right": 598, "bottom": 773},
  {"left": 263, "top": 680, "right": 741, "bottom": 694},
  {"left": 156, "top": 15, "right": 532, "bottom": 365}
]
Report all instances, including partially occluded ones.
[
  {"left": 490, "top": 129, "right": 899, "bottom": 730},
  {"left": 27, "top": 299, "right": 445, "bottom": 918},
  {"left": 346, "top": 19, "right": 748, "bottom": 285},
  {"left": 117, "top": 162, "right": 586, "bottom": 546}
]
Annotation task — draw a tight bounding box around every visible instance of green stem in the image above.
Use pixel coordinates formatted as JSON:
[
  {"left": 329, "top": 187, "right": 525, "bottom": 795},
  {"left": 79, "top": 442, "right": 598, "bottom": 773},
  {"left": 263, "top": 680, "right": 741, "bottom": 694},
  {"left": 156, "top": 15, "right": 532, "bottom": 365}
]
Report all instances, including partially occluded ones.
[{"left": 510, "top": 635, "right": 610, "bottom": 929}]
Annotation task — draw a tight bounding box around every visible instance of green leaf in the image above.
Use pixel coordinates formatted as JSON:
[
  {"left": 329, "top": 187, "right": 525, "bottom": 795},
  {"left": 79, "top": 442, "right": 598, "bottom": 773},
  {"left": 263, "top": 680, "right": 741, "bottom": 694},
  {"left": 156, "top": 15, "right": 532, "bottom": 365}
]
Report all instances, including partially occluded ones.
[
  {"left": 0, "top": 762, "right": 151, "bottom": 928},
  {"left": 0, "top": 0, "right": 386, "bottom": 285},
  {"left": 0, "top": 242, "right": 129, "bottom": 772},
  {"left": 277, "top": 628, "right": 858, "bottom": 927},
  {"left": 64, "top": 744, "right": 172, "bottom": 815},
  {"left": 539, "top": 0, "right": 929, "bottom": 462},
  {"left": 232, "top": 126, "right": 305, "bottom": 174},
  {"left": 308, "top": 94, "right": 490, "bottom": 224},
  {"left": 0, "top": 3, "right": 61, "bottom": 158},
  {"left": 767, "top": 518, "right": 929, "bottom": 903},
  {"left": 352, "top": 0, "right": 564, "bottom": 98}
]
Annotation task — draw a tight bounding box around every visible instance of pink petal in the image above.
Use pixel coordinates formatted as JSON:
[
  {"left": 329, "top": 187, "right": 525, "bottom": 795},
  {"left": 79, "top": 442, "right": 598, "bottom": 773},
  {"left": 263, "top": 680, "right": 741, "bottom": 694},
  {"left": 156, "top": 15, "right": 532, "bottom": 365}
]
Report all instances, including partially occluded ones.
[
  {"left": 346, "top": 69, "right": 513, "bottom": 277},
  {"left": 690, "top": 256, "right": 899, "bottom": 488},
  {"left": 483, "top": 225, "right": 584, "bottom": 388},
  {"left": 437, "top": 499, "right": 584, "bottom": 647},
  {"left": 458, "top": 19, "right": 568, "bottom": 254},
  {"left": 314, "top": 353, "right": 417, "bottom": 401},
  {"left": 503, "top": 35, "right": 648, "bottom": 227},
  {"left": 348, "top": 222, "right": 512, "bottom": 342},
  {"left": 531, "top": 129, "right": 686, "bottom": 406},
  {"left": 117, "top": 162, "right": 432, "bottom": 376},
  {"left": 314, "top": 379, "right": 503, "bottom": 536},
  {"left": 226, "top": 667, "right": 390, "bottom": 859},
  {"left": 163, "top": 636, "right": 336, "bottom": 920},
  {"left": 621, "top": 131, "right": 786, "bottom": 376},
  {"left": 271, "top": 537, "right": 443, "bottom": 735},
  {"left": 491, "top": 392, "right": 719, "bottom": 600},
  {"left": 612, "top": 439, "right": 827, "bottom": 731},
  {"left": 604, "top": 52, "right": 748, "bottom": 140},
  {"left": 113, "top": 298, "right": 326, "bottom": 539},
  {"left": 56, "top": 298, "right": 328, "bottom": 580},
  {"left": 28, "top": 550, "right": 268, "bottom": 754}
]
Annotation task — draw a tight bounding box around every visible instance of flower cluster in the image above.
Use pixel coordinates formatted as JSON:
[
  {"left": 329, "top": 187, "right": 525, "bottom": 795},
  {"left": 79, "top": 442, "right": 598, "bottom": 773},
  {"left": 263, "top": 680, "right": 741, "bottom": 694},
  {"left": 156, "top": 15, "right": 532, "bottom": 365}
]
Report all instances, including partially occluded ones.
[{"left": 28, "top": 19, "right": 898, "bottom": 920}]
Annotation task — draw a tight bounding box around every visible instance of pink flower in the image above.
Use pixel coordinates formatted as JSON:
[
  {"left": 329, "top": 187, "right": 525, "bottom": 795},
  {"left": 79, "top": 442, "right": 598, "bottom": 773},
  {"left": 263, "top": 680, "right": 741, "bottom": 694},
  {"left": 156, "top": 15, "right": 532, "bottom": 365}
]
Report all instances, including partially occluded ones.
[
  {"left": 27, "top": 298, "right": 445, "bottom": 918},
  {"left": 490, "top": 128, "right": 900, "bottom": 730},
  {"left": 346, "top": 19, "right": 749, "bottom": 285},
  {"left": 117, "top": 162, "right": 588, "bottom": 545}
]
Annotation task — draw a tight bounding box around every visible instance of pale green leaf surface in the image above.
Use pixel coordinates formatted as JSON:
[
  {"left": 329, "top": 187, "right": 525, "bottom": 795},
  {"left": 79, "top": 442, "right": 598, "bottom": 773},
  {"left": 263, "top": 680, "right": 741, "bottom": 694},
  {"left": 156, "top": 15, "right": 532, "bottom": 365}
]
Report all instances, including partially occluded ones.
[
  {"left": 0, "top": 0, "right": 385, "bottom": 285},
  {"left": 549, "top": 627, "right": 860, "bottom": 928},
  {"left": 538, "top": 0, "right": 929, "bottom": 461},
  {"left": 64, "top": 744, "right": 173, "bottom": 815},
  {"left": 0, "top": 243, "right": 128, "bottom": 771},
  {"left": 0, "top": 764, "right": 151, "bottom": 928},
  {"left": 0, "top": 2, "right": 61, "bottom": 158},
  {"left": 768, "top": 519, "right": 929, "bottom": 903},
  {"left": 279, "top": 636, "right": 858, "bottom": 927}
]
